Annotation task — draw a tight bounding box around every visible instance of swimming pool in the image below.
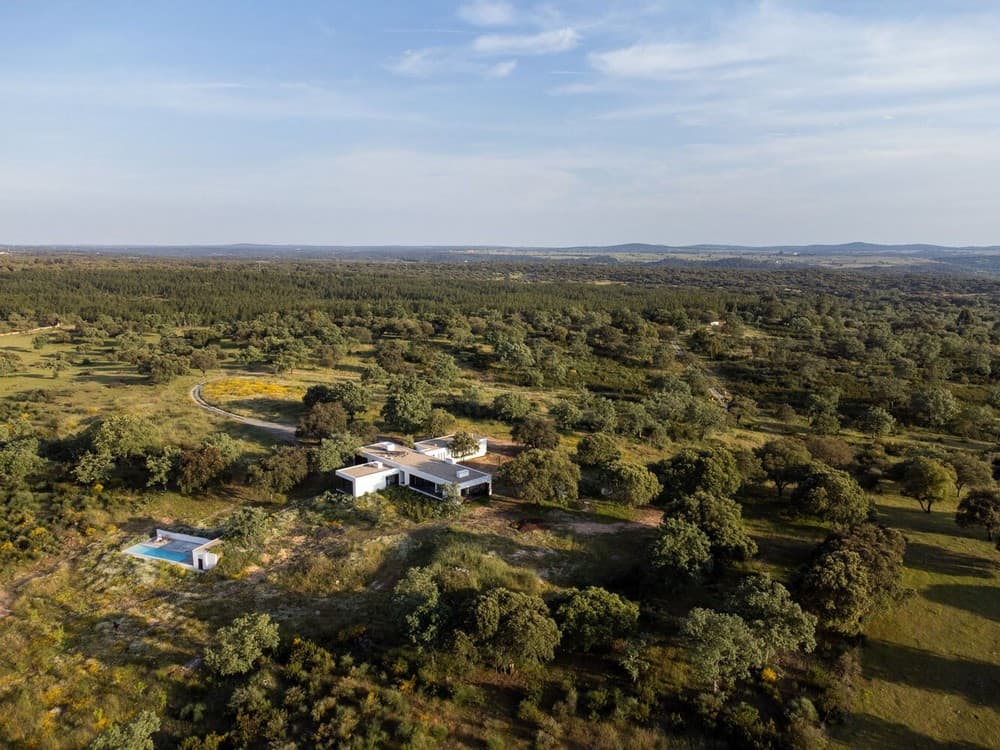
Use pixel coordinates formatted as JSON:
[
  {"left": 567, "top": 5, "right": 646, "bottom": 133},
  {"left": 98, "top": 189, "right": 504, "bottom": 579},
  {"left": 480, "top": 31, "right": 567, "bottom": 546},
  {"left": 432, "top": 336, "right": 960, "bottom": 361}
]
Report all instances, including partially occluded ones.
[{"left": 126, "top": 544, "right": 193, "bottom": 564}]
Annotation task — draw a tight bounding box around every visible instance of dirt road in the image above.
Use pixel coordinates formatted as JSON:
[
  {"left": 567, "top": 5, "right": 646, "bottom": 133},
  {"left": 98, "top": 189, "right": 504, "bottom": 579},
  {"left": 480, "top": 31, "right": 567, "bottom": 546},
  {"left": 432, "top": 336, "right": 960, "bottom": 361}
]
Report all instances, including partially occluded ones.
[{"left": 189, "top": 383, "right": 299, "bottom": 442}]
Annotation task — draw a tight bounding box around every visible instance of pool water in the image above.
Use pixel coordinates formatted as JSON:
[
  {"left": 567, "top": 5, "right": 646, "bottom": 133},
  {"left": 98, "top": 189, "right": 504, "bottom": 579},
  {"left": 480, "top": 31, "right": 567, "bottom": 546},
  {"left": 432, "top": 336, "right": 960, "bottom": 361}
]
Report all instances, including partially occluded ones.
[{"left": 128, "top": 544, "right": 192, "bottom": 564}]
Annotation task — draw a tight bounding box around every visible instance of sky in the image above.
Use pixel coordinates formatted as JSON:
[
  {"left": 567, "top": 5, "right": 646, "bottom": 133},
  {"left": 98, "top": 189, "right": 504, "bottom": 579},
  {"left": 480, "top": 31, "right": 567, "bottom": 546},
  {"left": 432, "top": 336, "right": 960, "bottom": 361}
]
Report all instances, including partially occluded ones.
[{"left": 1, "top": 0, "right": 998, "bottom": 246}]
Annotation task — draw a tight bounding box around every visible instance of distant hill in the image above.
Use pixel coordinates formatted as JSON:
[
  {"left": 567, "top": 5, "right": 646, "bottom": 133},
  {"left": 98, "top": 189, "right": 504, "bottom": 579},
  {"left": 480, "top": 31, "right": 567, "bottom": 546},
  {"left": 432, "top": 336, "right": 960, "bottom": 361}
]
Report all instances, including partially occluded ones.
[{"left": 3, "top": 241, "right": 1000, "bottom": 275}]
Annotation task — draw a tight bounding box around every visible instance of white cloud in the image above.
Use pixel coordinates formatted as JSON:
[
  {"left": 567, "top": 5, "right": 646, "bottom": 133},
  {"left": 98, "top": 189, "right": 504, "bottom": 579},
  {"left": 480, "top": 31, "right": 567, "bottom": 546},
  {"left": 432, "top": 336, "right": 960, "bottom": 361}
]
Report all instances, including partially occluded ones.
[
  {"left": 589, "top": 4, "right": 1000, "bottom": 96},
  {"left": 385, "top": 49, "right": 518, "bottom": 80},
  {"left": 474, "top": 27, "right": 579, "bottom": 55},
  {"left": 458, "top": 1, "right": 516, "bottom": 27},
  {"left": 486, "top": 60, "right": 518, "bottom": 78},
  {"left": 386, "top": 49, "right": 438, "bottom": 78}
]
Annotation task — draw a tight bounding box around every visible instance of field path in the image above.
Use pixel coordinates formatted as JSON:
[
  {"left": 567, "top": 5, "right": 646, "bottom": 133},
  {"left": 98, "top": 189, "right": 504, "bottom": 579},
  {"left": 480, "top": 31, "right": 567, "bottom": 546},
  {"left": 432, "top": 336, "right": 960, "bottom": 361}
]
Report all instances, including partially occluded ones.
[
  {"left": 0, "top": 323, "right": 61, "bottom": 338},
  {"left": 190, "top": 382, "right": 299, "bottom": 442}
]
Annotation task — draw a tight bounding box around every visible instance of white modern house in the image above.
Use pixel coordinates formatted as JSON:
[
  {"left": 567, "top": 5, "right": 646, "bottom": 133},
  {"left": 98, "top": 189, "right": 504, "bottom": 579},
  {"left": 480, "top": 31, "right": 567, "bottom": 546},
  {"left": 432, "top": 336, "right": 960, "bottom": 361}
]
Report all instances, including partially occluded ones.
[{"left": 336, "top": 438, "right": 492, "bottom": 500}]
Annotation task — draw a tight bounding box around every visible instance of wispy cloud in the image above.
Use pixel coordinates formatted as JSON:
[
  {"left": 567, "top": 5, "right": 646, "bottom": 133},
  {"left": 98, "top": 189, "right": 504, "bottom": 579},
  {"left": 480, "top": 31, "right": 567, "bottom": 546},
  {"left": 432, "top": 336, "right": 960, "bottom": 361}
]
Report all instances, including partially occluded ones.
[
  {"left": 458, "top": 1, "right": 516, "bottom": 27},
  {"left": 589, "top": 4, "right": 1000, "bottom": 94},
  {"left": 386, "top": 49, "right": 438, "bottom": 78},
  {"left": 386, "top": 49, "right": 518, "bottom": 80},
  {"left": 487, "top": 60, "right": 518, "bottom": 78},
  {"left": 583, "top": 3, "right": 1000, "bottom": 135},
  {"left": 473, "top": 27, "right": 579, "bottom": 55}
]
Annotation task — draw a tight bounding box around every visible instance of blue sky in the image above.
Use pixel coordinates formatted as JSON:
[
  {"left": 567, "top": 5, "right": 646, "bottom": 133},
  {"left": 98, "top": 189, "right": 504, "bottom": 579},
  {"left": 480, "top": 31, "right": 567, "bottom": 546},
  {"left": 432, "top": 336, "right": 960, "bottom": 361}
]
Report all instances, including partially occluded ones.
[{"left": 1, "top": 0, "right": 998, "bottom": 246}]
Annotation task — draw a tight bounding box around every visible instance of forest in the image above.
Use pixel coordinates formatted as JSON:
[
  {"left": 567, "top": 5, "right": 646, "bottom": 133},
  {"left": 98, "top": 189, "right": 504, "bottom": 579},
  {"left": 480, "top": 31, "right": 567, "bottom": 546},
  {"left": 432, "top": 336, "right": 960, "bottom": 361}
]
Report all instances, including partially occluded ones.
[{"left": 0, "top": 253, "right": 997, "bottom": 749}]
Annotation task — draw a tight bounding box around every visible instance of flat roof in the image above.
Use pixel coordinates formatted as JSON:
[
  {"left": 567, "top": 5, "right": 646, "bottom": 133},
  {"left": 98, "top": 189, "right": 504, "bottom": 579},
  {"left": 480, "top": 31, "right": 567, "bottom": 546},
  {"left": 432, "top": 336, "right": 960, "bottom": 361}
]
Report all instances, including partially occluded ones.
[
  {"left": 337, "top": 462, "right": 396, "bottom": 479},
  {"left": 413, "top": 434, "right": 484, "bottom": 450},
  {"left": 360, "top": 442, "right": 491, "bottom": 484}
]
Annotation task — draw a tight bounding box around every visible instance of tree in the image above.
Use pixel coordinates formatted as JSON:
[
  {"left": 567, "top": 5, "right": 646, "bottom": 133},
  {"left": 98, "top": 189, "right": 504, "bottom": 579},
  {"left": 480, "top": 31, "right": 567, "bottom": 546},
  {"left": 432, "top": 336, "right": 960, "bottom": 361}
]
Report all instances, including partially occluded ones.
[
  {"left": 145, "top": 447, "right": 179, "bottom": 490},
  {"left": 393, "top": 566, "right": 447, "bottom": 650},
  {"left": 604, "top": 461, "right": 662, "bottom": 506},
  {"left": 807, "top": 389, "right": 840, "bottom": 435},
  {"left": 947, "top": 452, "right": 993, "bottom": 497},
  {"left": 681, "top": 608, "right": 764, "bottom": 692},
  {"left": 75, "top": 415, "right": 158, "bottom": 486},
  {"left": 471, "top": 588, "right": 560, "bottom": 671},
  {"left": 331, "top": 381, "right": 370, "bottom": 419},
  {"left": 511, "top": 415, "right": 560, "bottom": 449},
  {"left": 728, "top": 395, "right": 758, "bottom": 426},
  {"left": 441, "top": 481, "right": 462, "bottom": 504},
  {"left": 314, "top": 433, "right": 362, "bottom": 473},
  {"left": 0, "top": 351, "right": 23, "bottom": 376},
  {"left": 0, "top": 435, "right": 43, "bottom": 487},
  {"left": 683, "top": 399, "right": 728, "bottom": 440},
  {"left": 901, "top": 456, "right": 956, "bottom": 513},
  {"left": 726, "top": 576, "right": 816, "bottom": 663},
  {"left": 665, "top": 491, "right": 758, "bottom": 561},
  {"left": 425, "top": 408, "right": 456, "bottom": 436},
  {"left": 860, "top": 406, "right": 895, "bottom": 438},
  {"left": 910, "top": 386, "right": 959, "bottom": 428},
  {"left": 799, "top": 549, "right": 872, "bottom": 634},
  {"left": 556, "top": 587, "right": 639, "bottom": 652},
  {"left": 757, "top": 439, "right": 812, "bottom": 499},
  {"left": 798, "top": 524, "right": 905, "bottom": 634},
  {"left": 498, "top": 449, "right": 580, "bottom": 506},
  {"left": 189, "top": 348, "right": 220, "bottom": 375},
  {"left": 574, "top": 432, "right": 621, "bottom": 468},
  {"left": 138, "top": 352, "right": 190, "bottom": 384},
  {"left": 248, "top": 447, "right": 310, "bottom": 497},
  {"left": 804, "top": 436, "right": 855, "bottom": 470},
  {"left": 381, "top": 377, "right": 432, "bottom": 433},
  {"left": 204, "top": 613, "right": 280, "bottom": 677},
  {"left": 296, "top": 401, "right": 349, "bottom": 439},
  {"left": 87, "top": 710, "right": 160, "bottom": 750},
  {"left": 449, "top": 431, "right": 480, "bottom": 459},
  {"left": 791, "top": 465, "right": 870, "bottom": 526},
  {"left": 90, "top": 414, "right": 158, "bottom": 460},
  {"left": 550, "top": 399, "right": 582, "bottom": 430},
  {"left": 650, "top": 517, "right": 713, "bottom": 584},
  {"left": 956, "top": 488, "right": 1000, "bottom": 541},
  {"left": 653, "top": 446, "right": 742, "bottom": 504},
  {"left": 302, "top": 384, "right": 336, "bottom": 408},
  {"left": 177, "top": 443, "right": 231, "bottom": 494},
  {"left": 492, "top": 392, "right": 532, "bottom": 423},
  {"left": 225, "top": 506, "right": 270, "bottom": 545}
]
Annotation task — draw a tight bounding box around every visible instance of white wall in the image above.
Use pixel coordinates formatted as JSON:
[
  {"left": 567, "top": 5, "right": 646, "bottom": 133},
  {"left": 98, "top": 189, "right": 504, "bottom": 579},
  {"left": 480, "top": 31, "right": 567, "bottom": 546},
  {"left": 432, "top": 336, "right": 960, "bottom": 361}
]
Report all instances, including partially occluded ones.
[{"left": 351, "top": 470, "right": 398, "bottom": 496}]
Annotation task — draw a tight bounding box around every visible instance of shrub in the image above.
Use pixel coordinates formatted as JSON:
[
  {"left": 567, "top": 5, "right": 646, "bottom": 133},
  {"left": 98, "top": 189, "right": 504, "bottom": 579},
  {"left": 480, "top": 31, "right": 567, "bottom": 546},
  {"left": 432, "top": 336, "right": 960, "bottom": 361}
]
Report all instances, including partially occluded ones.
[
  {"left": 204, "top": 613, "right": 280, "bottom": 677},
  {"left": 556, "top": 587, "right": 639, "bottom": 652}
]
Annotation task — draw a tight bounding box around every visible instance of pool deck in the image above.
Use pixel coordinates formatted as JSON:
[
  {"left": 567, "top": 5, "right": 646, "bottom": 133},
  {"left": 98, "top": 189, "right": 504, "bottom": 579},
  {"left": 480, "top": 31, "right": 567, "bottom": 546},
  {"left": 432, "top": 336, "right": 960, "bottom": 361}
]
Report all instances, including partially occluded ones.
[{"left": 123, "top": 529, "right": 220, "bottom": 571}]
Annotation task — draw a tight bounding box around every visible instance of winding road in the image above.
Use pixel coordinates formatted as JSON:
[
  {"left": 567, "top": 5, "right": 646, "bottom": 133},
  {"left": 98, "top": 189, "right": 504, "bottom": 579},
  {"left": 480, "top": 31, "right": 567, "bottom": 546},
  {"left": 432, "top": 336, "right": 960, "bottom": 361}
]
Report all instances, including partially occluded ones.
[{"left": 189, "top": 383, "right": 299, "bottom": 442}]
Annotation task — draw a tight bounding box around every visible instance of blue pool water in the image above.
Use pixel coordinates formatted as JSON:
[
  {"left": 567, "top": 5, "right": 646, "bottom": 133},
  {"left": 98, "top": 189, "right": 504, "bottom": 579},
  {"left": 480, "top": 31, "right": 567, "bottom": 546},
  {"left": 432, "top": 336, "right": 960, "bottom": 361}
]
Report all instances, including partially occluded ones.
[{"left": 128, "top": 544, "right": 192, "bottom": 563}]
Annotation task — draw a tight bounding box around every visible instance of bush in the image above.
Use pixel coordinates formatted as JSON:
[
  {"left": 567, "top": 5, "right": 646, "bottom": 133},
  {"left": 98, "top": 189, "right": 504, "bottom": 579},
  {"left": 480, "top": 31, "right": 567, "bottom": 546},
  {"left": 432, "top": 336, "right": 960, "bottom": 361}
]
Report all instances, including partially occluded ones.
[
  {"left": 556, "top": 587, "right": 639, "bottom": 652},
  {"left": 204, "top": 613, "right": 280, "bottom": 677}
]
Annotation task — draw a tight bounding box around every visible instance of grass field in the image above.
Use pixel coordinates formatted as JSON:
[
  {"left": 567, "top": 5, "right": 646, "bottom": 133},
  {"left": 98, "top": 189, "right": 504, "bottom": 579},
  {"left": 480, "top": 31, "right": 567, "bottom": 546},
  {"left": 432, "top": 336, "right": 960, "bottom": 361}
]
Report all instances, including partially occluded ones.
[
  {"left": 2, "top": 329, "right": 998, "bottom": 748},
  {"left": 832, "top": 491, "right": 999, "bottom": 749}
]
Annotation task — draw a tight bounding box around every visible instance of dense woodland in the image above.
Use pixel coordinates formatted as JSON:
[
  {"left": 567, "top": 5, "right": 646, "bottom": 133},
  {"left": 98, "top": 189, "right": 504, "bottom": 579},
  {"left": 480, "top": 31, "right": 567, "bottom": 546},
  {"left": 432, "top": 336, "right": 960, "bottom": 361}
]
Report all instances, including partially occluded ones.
[{"left": 0, "top": 255, "right": 997, "bottom": 749}]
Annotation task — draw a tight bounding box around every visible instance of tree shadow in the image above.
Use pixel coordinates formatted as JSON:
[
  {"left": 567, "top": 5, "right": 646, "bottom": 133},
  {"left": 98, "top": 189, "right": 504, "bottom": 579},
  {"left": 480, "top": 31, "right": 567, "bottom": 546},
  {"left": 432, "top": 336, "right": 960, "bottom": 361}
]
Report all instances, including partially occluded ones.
[
  {"left": 222, "top": 397, "right": 303, "bottom": 423},
  {"left": 875, "top": 502, "right": 971, "bottom": 538},
  {"left": 70, "top": 611, "right": 197, "bottom": 669},
  {"left": 905, "top": 542, "right": 998, "bottom": 579},
  {"left": 73, "top": 372, "right": 146, "bottom": 386},
  {"left": 863, "top": 640, "right": 1000, "bottom": 707},
  {"left": 117, "top": 515, "right": 161, "bottom": 535},
  {"left": 843, "top": 712, "right": 992, "bottom": 749},
  {"left": 751, "top": 531, "right": 818, "bottom": 572},
  {"left": 923, "top": 584, "right": 1000, "bottom": 623}
]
